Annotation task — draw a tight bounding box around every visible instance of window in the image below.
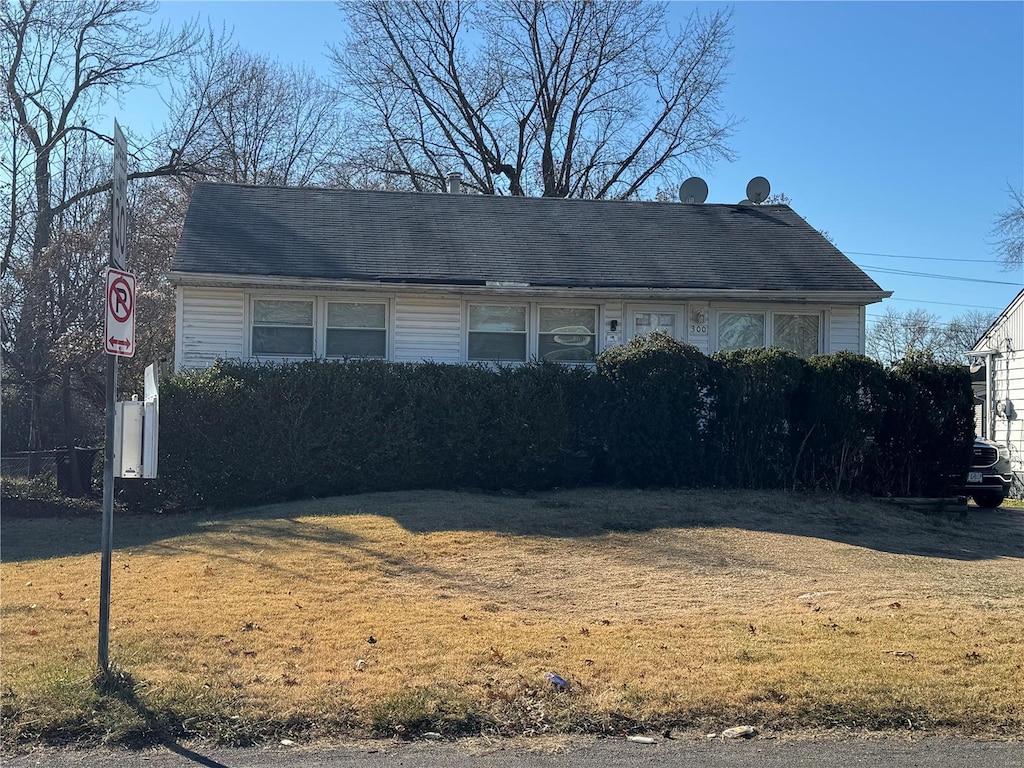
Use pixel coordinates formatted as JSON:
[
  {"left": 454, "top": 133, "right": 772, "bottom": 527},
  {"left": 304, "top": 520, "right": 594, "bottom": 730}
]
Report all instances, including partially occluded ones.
[
  {"left": 327, "top": 302, "right": 387, "bottom": 358},
  {"left": 774, "top": 313, "right": 820, "bottom": 358},
  {"left": 634, "top": 311, "right": 677, "bottom": 337},
  {"left": 468, "top": 304, "right": 527, "bottom": 362},
  {"left": 252, "top": 299, "right": 313, "bottom": 356},
  {"left": 716, "top": 310, "right": 823, "bottom": 357},
  {"left": 538, "top": 307, "right": 597, "bottom": 363},
  {"left": 718, "top": 311, "right": 765, "bottom": 352}
]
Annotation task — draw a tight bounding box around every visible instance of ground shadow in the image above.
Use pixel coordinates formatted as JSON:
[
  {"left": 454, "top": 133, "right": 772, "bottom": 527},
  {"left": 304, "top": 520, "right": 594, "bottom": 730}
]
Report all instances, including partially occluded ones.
[
  {"left": 366, "top": 488, "right": 1024, "bottom": 562},
  {"left": 94, "top": 668, "right": 232, "bottom": 766},
  {"left": 2, "top": 488, "right": 1022, "bottom": 563}
]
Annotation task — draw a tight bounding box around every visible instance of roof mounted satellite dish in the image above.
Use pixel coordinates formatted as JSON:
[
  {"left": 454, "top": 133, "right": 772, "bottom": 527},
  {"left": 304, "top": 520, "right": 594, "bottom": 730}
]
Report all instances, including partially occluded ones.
[
  {"left": 738, "top": 199, "right": 756, "bottom": 206},
  {"left": 746, "top": 176, "right": 771, "bottom": 204},
  {"left": 678, "top": 176, "right": 708, "bottom": 204}
]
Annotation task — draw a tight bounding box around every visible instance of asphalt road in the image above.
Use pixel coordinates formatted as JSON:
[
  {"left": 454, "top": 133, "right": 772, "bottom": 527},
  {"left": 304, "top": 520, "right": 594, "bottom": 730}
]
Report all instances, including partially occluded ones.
[{"left": 4, "top": 735, "right": 1023, "bottom": 768}]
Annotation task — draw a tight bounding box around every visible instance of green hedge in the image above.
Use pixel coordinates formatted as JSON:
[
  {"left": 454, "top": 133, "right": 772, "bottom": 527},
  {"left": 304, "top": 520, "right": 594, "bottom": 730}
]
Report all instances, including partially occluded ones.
[
  {"left": 597, "top": 333, "right": 717, "bottom": 487},
  {"left": 121, "top": 338, "right": 975, "bottom": 511}
]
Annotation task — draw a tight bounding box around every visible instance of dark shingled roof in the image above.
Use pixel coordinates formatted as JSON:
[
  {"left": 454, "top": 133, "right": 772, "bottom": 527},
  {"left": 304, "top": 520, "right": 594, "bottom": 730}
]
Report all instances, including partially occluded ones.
[{"left": 171, "top": 182, "right": 885, "bottom": 293}]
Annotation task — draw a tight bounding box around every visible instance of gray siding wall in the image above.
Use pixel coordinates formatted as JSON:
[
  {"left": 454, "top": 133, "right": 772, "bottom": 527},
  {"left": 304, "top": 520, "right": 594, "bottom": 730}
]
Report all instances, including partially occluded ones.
[
  {"left": 395, "top": 297, "right": 461, "bottom": 363},
  {"left": 828, "top": 305, "right": 863, "bottom": 353},
  {"left": 176, "top": 287, "right": 245, "bottom": 370}
]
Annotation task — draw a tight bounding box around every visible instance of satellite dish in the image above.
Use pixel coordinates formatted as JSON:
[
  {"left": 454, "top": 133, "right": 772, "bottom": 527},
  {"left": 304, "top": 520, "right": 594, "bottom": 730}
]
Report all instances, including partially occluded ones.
[
  {"left": 746, "top": 176, "right": 771, "bottom": 204},
  {"left": 738, "top": 199, "right": 756, "bottom": 206},
  {"left": 678, "top": 176, "right": 708, "bottom": 204}
]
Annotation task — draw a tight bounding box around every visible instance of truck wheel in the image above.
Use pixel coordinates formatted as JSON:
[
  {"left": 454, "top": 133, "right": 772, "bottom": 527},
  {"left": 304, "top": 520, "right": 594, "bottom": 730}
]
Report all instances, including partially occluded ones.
[{"left": 972, "top": 491, "right": 1005, "bottom": 509}]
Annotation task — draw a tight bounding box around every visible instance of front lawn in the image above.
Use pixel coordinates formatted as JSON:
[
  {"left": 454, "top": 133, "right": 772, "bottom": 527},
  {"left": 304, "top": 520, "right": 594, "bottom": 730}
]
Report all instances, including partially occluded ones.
[{"left": 2, "top": 488, "right": 1021, "bottom": 747}]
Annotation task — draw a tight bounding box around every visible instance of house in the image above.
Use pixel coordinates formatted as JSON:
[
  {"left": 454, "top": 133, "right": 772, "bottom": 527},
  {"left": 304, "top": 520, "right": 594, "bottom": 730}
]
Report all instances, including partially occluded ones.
[
  {"left": 169, "top": 181, "right": 890, "bottom": 371},
  {"left": 969, "top": 288, "right": 1024, "bottom": 494}
]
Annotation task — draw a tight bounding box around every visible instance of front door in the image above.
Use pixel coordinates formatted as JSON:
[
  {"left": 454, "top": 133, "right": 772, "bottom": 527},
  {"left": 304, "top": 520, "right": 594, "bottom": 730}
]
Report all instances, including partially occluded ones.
[{"left": 629, "top": 307, "right": 682, "bottom": 342}]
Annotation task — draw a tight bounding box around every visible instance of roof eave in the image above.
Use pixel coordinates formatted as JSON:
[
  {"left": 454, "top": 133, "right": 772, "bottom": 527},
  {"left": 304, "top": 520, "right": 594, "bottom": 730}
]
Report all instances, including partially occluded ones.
[{"left": 167, "top": 270, "right": 891, "bottom": 304}]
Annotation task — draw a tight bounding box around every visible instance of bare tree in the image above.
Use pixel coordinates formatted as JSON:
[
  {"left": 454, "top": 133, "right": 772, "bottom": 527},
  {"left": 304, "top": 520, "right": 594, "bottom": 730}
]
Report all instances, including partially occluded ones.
[
  {"left": 332, "top": 0, "right": 737, "bottom": 198},
  {"left": 867, "top": 307, "right": 996, "bottom": 367},
  {"left": 991, "top": 184, "right": 1024, "bottom": 270},
  {"left": 1, "top": 0, "right": 203, "bottom": 486},
  {"left": 942, "top": 310, "right": 997, "bottom": 359},
  {"left": 168, "top": 42, "right": 347, "bottom": 186}
]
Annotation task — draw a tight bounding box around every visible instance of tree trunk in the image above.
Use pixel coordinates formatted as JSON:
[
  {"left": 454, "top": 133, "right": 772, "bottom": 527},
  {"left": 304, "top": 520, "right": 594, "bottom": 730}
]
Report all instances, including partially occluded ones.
[
  {"left": 23, "top": 148, "right": 54, "bottom": 477},
  {"left": 61, "top": 365, "right": 83, "bottom": 496}
]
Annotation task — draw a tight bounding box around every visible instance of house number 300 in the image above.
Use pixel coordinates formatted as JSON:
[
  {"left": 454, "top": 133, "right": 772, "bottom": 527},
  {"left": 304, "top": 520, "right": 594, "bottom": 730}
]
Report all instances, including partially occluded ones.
[{"left": 690, "top": 324, "right": 708, "bottom": 334}]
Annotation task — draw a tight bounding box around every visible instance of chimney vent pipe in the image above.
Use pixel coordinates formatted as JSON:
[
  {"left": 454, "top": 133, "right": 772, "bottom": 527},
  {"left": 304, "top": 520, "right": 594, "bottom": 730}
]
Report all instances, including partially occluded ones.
[{"left": 447, "top": 172, "right": 461, "bottom": 194}]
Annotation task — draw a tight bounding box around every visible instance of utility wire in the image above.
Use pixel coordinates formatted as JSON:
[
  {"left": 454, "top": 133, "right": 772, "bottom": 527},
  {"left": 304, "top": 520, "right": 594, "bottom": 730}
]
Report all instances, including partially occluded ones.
[
  {"left": 882, "top": 297, "right": 1005, "bottom": 310},
  {"left": 858, "top": 265, "right": 1022, "bottom": 286},
  {"left": 847, "top": 250, "right": 1002, "bottom": 264}
]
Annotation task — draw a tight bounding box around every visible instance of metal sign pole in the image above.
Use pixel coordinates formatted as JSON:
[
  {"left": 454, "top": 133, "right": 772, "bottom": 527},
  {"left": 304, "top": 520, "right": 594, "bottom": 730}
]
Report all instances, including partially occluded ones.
[
  {"left": 99, "top": 120, "right": 128, "bottom": 673},
  {"left": 98, "top": 351, "right": 116, "bottom": 672}
]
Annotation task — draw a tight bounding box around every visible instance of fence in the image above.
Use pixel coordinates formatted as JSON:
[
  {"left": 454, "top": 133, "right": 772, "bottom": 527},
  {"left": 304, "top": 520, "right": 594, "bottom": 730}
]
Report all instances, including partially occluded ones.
[{"left": 1, "top": 451, "right": 59, "bottom": 480}]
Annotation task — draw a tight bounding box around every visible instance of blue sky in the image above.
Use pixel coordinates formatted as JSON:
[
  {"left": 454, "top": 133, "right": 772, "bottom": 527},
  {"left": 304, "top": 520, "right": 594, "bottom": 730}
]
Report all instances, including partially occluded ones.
[{"left": 144, "top": 0, "right": 1024, "bottom": 327}]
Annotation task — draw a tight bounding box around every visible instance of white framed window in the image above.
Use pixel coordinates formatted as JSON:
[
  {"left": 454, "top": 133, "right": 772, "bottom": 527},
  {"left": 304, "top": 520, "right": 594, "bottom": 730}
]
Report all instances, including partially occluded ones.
[
  {"left": 468, "top": 304, "right": 527, "bottom": 362},
  {"left": 538, "top": 306, "right": 597, "bottom": 363},
  {"left": 715, "top": 309, "right": 823, "bottom": 357},
  {"left": 326, "top": 301, "right": 387, "bottom": 358},
  {"left": 632, "top": 310, "right": 679, "bottom": 338},
  {"left": 718, "top": 311, "right": 766, "bottom": 352},
  {"left": 773, "top": 313, "right": 820, "bottom": 358},
  {"left": 252, "top": 298, "right": 314, "bottom": 356}
]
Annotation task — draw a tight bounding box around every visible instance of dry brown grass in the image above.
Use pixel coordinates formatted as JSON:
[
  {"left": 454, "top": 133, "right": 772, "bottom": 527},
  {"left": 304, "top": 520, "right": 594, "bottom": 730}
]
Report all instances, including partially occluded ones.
[{"left": 2, "top": 488, "right": 1022, "bottom": 746}]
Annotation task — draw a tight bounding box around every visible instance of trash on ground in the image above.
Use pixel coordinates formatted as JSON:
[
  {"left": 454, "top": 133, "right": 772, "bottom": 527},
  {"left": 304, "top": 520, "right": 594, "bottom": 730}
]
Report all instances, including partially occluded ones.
[
  {"left": 721, "top": 725, "right": 758, "bottom": 739},
  {"left": 545, "top": 672, "right": 570, "bottom": 691},
  {"left": 627, "top": 735, "right": 656, "bottom": 744}
]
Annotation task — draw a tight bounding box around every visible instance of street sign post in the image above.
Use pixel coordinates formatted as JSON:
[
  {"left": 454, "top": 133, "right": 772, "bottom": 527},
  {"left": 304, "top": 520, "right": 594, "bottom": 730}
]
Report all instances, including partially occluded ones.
[{"left": 100, "top": 121, "right": 130, "bottom": 674}]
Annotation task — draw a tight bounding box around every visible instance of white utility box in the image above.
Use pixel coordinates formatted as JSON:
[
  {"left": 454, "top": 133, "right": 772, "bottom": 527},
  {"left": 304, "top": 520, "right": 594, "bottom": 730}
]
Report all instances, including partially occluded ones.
[{"left": 114, "top": 399, "right": 144, "bottom": 478}]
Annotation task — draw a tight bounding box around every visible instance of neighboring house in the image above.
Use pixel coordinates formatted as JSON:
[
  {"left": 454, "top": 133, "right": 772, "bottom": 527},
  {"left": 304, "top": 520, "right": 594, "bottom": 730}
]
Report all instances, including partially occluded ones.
[
  {"left": 969, "top": 288, "right": 1024, "bottom": 493},
  {"left": 169, "top": 181, "right": 890, "bottom": 372}
]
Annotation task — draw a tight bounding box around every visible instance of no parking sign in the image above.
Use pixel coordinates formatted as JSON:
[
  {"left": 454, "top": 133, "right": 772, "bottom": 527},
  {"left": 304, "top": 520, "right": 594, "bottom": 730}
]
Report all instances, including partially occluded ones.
[{"left": 104, "top": 267, "right": 136, "bottom": 357}]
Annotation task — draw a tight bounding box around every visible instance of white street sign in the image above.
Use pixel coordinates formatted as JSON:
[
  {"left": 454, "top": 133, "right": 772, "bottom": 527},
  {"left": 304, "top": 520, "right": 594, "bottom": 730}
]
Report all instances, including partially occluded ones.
[
  {"left": 104, "top": 268, "right": 136, "bottom": 357},
  {"left": 111, "top": 121, "right": 128, "bottom": 270}
]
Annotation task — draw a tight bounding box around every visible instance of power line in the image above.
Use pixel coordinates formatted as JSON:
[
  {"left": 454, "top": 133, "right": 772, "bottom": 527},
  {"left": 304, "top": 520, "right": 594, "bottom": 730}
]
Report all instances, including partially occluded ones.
[
  {"left": 847, "top": 250, "right": 1001, "bottom": 264},
  {"left": 882, "top": 297, "right": 1005, "bottom": 310},
  {"left": 860, "top": 266, "right": 1019, "bottom": 286}
]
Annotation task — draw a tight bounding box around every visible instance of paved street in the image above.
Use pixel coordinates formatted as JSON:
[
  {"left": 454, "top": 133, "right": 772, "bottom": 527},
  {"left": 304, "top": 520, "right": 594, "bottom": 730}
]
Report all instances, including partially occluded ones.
[{"left": 4, "top": 735, "right": 1023, "bottom": 768}]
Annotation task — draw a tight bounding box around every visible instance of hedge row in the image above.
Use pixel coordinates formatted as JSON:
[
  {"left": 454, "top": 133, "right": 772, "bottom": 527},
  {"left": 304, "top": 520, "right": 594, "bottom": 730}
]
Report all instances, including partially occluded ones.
[{"left": 123, "top": 333, "right": 975, "bottom": 511}]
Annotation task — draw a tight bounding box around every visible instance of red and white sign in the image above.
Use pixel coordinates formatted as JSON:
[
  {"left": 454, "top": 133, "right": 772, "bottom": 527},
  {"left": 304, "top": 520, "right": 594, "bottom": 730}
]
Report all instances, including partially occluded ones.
[{"left": 105, "top": 268, "right": 136, "bottom": 357}]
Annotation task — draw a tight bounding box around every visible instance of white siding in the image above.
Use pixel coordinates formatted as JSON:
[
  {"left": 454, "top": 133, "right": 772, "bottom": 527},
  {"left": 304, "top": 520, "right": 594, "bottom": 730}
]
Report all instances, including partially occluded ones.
[
  {"left": 975, "top": 291, "right": 1024, "bottom": 489},
  {"left": 828, "top": 305, "right": 862, "bottom": 353},
  {"left": 175, "top": 288, "right": 873, "bottom": 369},
  {"left": 602, "top": 300, "right": 624, "bottom": 352},
  {"left": 177, "top": 287, "right": 245, "bottom": 371},
  {"left": 394, "top": 297, "right": 462, "bottom": 363}
]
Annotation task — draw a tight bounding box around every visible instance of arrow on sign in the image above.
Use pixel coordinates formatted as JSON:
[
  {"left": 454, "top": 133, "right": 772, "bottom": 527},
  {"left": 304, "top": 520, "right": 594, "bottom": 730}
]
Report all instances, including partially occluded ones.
[{"left": 108, "top": 337, "right": 132, "bottom": 350}]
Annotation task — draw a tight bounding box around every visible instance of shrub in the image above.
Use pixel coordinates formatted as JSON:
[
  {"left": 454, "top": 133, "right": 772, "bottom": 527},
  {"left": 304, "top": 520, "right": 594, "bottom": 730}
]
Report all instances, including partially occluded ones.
[
  {"left": 794, "top": 352, "right": 889, "bottom": 493},
  {"left": 711, "top": 348, "right": 807, "bottom": 488},
  {"left": 117, "top": 347, "right": 977, "bottom": 511},
  {"left": 123, "top": 359, "right": 601, "bottom": 511},
  {"left": 597, "top": 333, "right": 716, "bottom": 487},
  {"left": 871, "top": 356, "right": 974, "bottom": 497}
]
